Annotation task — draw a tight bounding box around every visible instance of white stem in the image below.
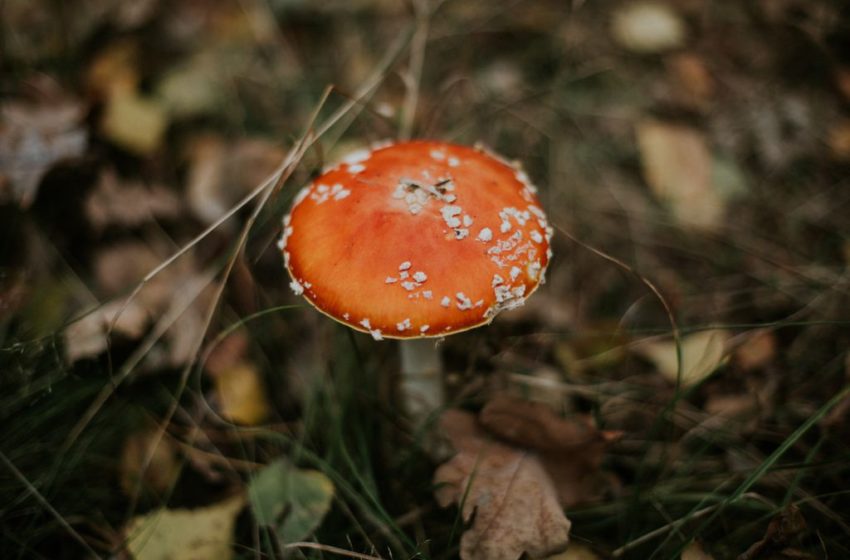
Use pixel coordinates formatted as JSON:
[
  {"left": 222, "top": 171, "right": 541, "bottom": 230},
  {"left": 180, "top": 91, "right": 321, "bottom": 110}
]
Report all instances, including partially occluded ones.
[{"left": 399, "top": 339, "right": 444, "bottom": 422}]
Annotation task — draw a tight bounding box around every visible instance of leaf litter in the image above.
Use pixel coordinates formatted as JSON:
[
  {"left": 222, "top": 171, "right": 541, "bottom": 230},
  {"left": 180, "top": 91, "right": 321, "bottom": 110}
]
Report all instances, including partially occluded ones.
[{"left": 434, "top": 395, "right": 620, "bottom": 560}]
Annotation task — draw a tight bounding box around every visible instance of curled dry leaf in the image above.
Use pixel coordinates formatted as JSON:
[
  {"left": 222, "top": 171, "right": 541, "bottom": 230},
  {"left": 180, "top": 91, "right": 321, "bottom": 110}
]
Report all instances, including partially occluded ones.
[
  {"left": 85, "top": 168, "right": 181, "bottom": 231},
  {"left": 100, "top": 90, "right": 168, "bottom": 155},
  {"left": 0, "top": 97, "right": 87, "bottom": 206},
  {"left": 635, "top": 329, "right": 730, "bottom": 387},
  {"left": 636, "top": 120, "right": 724, "bottom": 230},
  {"left": 481, "top": 395, "right": 622, "bottom": 507},
  {"left": 120, "top": 427, "right": 180, "bottom": 498},
  {"left": 611, "top": 2, "right": 687, "bottom": 54},
  {"left": 64, "top": 299, "right": 150, "bottom": 363},
  {"left": 434, "top": 409, "right": 572, "bottom": 560}
]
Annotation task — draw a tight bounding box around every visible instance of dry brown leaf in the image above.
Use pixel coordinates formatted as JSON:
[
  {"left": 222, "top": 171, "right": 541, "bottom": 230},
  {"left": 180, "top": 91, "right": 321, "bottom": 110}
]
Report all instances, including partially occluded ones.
[
  {"left": 0, "top": 97, "right": 87, "bottom": 206},
  {"left": 85, "top": 168, "right": 181, "bottom": 231},
  {"left": 738, "top": 505, "right": 808, "bottom": 560},
  {"left": 434, "top": 409, "right": 571, "bottom": 560},
  {"left": 682, "top": 540, "right": 715, "bottom": 560},
  {"left": 64, "top": 299, "right": 150, "bottom": 363},
  {"left": 611, "top": 2, "right": 687, "bottom": 53},
  {"left": 635, "top": 330, "right": 730, "bottom": 387},
  {"left": 120, "top": 427, "right": 180, "bottom": 498},
  {"left": 544, "top": 543, "right": 602, "bottom": 560},
  {"left": 734, "top": 330, "right": 777, "bottom": 372},
  {"left": 636, "top": 120, "right": 724, "bottom": 230},
  {"left": 185, "top": 135, "right": 285, "bottom": 224},
  {"left": 481, "top": 395, "right": 622, "bottom": 507}
]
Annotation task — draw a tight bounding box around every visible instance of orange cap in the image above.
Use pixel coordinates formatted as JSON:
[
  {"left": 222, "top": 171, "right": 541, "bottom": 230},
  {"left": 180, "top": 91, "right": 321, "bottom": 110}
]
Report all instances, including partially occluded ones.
[{"left": 280, "top": 140, "right": 552, "bottom": 340}]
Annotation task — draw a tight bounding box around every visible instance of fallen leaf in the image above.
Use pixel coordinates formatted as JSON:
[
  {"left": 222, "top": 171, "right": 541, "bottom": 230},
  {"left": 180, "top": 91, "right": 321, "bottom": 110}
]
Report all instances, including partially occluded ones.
[
  {"left": 0, "top": 97, "right": 88, "bottom": 206},
  {"left": 734, "top": 330, "right": 777, "bottom": 371},
  {"left": 156, "top": 50, "right": 228, "bottom": 118},
  {"left": 86, "top": 39, "right": 140, "bottom": 97},
  {"left": 85, "top": 168, "right": 181, "bottom": 231},
  {"left": 125, "top": 494, "right": 245, "bottom": 560},
  {"left": 480, "top": 395, "right": 622, "bottom": 507},
  {"left": 64, "top": 299, "right": 150, "bottom": 362},
  {"left": 213, "top": 363, "right": 271, "bottom": 425},
  {"left": 738, "top": 505, "right": 808, "bottom": 560},
  {"left": 120, "top": 427, "right": 180, "bottom": 498},
  {"left": 184, "top": 135, "right": 285, "bottom": 224},
  {"left": 434, "top": 409, "right": 572, "bottom": 560},
  {"left": 248, "top": 459, "right": 334, "bottom": 544},
  {"left": 827, "top": 120, "right": 850, "bottom": 161},
  {"left": 544, "top": 543, "right": 602, "bottom": 560},
  {"left": 682, "top": 540, "right": 715, "bottom": 560},
  {"left": 635, "top": 330, "right": 730, "bottom": 387},
  {"left": 611, "top": 2, "right": 687, "bottom": 54},
  {"left": 636, "top": 120, "right": 724, "bottom": 230},
  {"left": 667, "top": 53, "right": 715, "bottom": 106},
  {"left": 100, "top": 90, "right": 168, "bottom": 155}
]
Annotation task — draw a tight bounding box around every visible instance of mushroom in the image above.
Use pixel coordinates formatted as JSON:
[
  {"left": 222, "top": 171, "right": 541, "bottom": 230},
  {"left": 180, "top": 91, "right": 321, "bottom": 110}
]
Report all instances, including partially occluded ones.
[{"left": 280, "top": 140, "right": 552, "bottom": 422}]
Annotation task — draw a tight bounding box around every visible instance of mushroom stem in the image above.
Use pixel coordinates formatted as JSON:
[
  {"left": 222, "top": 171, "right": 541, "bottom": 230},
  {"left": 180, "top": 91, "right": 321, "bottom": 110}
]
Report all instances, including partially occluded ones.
[{"left": 399, "top": 339, "right": 444, "bottom": 423}]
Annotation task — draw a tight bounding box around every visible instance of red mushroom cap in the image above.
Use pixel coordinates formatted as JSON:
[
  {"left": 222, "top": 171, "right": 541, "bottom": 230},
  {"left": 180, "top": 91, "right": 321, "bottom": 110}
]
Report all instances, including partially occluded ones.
[{"left": 280, "top": 140, "right": 552, "bottom": 340}]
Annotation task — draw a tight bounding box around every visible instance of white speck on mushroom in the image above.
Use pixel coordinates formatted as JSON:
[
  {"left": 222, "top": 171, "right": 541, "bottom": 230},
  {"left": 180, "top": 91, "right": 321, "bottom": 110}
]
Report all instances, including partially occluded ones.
[
  {"left": 343, "top": 313, "right": 350, "bottom": 320},
  {"left": 448, "top": 157, "right": 460, "bottom": 167},
  {"left": 400, "top": 271, "right": 409, "bottom": 279},
  {"left": 385, "top": 277, "right": 398, "bottom": 284},
  {"left": 413, "top": 271, "right": 427, "bottom": 282},
  {"left": 456, "top": 292, "right": 473, "bottom": 310},
  {"left": 462, "top": 215, "right": 473, "bottom": 227},
  {"left": 510, "top": 266, "right": 521, "bottom": 280},
  {"left": 348, "top": 163, "right": 365, "bottom": 173},
  {"left": 343, "top": 149, "right": 371, "bottom": 165},
  {"left": 444, "top": 194, "right": 457, "bottom": 203},
  {"left": 492, "top": 274, "right": 504, "bottom": 286},
  {"left": 420, "top": 325, "right": 430, "bottom": 333},
  {"left": 360, "top": 318, "right": 371, "bottom": 329},
  {"left": 283, "top": 251, "right": 290, "bottom": 266},
  {"left": 500, "top": 220, "right": 512, "bottom": 233},
  {"left": 317, "top": 184, "right": 329, "bottom": 193},
  {"left": 401, "top": 281, "right": 417, "bottom": 291},
  {"left": 530, "top": 230, "right": 543, "bottom": 243},
  {"left": 303, "top": 282, "right": 312, "bottom": 289},
  {"left": 423, "top": 290, "right": 433, "bottom": 299},
  {"left": 441, "top": 296, "right": 451, "bottom": 307},
  {"left": 477, "top": 228, "right": 493, "bottom": 242},
  {"left": 397, "top": 318, "right": 412, "bottom": 331},
  {"left": 294, "top": 186, "right": 311, "bottom": 206},
  {"left": 528, "top": 261, "right": 542, "bottom": 280},
  {"left": 276, "top": 236, "right": 285, "bottom": 250},
  {"left": 454, "top": 228, "right": 469, "bottom": 240},
  {"left": 399, "top": 261, "right": 412, "bottom": 271},
  {"left": 441, "top": 205, "right": 463, "bottom": 228},
  {"left": 430, "top": 149, "right": 446, "bottom": 161},
  {"left": 289, "top": 280, "right": 304, "bottom": 296},
  {"left": 370, "top": 329, "right": 383, "bottom": 341},
  {"left": 409, "top": 203, "right": 423, "bottom": 215}
]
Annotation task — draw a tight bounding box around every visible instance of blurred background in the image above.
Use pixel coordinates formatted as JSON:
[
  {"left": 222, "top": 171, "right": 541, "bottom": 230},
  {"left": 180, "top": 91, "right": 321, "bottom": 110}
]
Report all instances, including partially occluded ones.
[{"left": 2, "top": 0, "right": 850, "bottom": 558}]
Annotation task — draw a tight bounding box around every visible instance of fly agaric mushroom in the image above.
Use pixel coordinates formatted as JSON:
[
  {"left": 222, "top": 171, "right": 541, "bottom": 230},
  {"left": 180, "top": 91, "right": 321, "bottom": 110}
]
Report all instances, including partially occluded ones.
[{"left": 280, "top": 140, "right": 552, "bottom": 419}]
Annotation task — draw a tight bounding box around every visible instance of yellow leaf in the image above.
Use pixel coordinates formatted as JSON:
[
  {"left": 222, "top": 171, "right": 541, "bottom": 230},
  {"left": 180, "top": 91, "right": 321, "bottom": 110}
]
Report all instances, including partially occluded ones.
[
  {"left": 636, "top": 330, "right": 730, "bottom": 387},
  {"left": 214, "top": 364, "right": 271, "bottom": 425},
  {"left": 125, "top": 495, "right": 244, "bottom": 560},
  {"left": 101, "top": 91, "right": 167, "bottom": 155},
  {"left": 611, "top": 3, "right": 687, "bottom": 53}
]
